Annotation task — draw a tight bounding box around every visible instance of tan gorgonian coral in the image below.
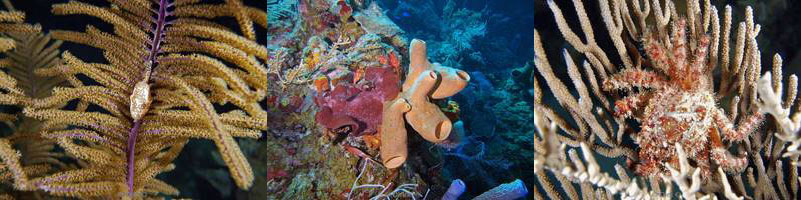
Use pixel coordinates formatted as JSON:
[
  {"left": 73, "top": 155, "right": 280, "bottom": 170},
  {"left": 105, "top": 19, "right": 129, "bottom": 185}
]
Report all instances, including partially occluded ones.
[
  {"left": 0, "top": 1, "right": 39, "bottom": 115},
  {"left": 14, "top": 0, "right": 270, "bottom": 198},
  {"left": 532, "top": 0, "right": 800, "bottom": 199},
  {"left": 0, "top": 1, "right": 63, "bottom": 197},
  {"left": 0, "top": 16, "right": 72, "bottom": 199}
]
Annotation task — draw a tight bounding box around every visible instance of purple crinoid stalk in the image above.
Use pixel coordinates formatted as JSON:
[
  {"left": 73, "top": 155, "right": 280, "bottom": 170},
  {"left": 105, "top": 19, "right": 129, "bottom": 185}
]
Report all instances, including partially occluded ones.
[{"left": 127, "top": 0, "right": 172, "bottom": 196}]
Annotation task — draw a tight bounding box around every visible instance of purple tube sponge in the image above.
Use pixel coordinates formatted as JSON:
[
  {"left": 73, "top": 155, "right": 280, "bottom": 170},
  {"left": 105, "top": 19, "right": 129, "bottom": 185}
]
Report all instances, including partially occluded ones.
[
  {"left": 473, "top": 179, "right": 528, "bottom": 200},
  {"left": 442, "top": 179, "right": 466, "bottom": 200},
  {"left": 314, "top": 67, "right": 400, "bottom": 136}
]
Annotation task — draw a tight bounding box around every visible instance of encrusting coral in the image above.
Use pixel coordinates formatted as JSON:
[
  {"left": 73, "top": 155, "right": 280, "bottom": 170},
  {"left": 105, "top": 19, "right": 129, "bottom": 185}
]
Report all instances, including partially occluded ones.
[{"left": 380, "top": 39, "right": 470, "bottom": 169}]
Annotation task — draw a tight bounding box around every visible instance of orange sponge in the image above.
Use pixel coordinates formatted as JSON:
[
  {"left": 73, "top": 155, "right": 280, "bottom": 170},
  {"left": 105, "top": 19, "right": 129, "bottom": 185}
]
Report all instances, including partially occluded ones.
[
  {"left": 380, "top": 98, "right": 411, "bottom": 168},
  {"left": 403, "top": 39, "right": 471, "bottom": 99},
  {"left": 379, "top": 39, "right": 471, "bottom": 168}
]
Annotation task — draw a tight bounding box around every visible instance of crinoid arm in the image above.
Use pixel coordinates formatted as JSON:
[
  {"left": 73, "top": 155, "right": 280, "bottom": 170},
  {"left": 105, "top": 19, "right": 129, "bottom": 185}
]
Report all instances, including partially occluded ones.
[
  {"left": 713, "top": 108, "right": 763, "bottom": 143},
  {"left": 612, "top": 92, "right": 652, "bottom": 118},
  {"left": 602, "top": 68, "right": 667, "bottom": 91},
  {"left": 711, "top": 147, "right": 748, "bottom": 173}
]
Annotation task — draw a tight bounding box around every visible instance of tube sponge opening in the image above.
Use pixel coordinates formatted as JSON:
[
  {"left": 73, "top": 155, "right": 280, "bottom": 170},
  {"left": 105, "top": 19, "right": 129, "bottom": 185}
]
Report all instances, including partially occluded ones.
[
  {"left": 403, "top": 39, "right": 471, "bottom": 98},
  {"left": 404, "top": 70, "right": 452, "bottom": 142},
  {"left": 431, "top": 63, "right": 471, "bottom": 99},
  {"left": 380, "top": 98, "right": 411, "bottom": 168}
]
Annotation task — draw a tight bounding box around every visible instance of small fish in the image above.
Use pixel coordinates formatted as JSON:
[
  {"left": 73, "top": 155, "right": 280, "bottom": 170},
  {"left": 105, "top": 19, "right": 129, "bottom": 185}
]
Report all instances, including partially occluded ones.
[
  {"left": 352, "top": 68, "right": 365, "bottom": 84},
  {"left": 388, "top": 51, "right": 400, "bottom": 68},
  {"left": 393, "top": 11, "right": 411, "bottom": 20},
  {"left": 343, "top": 143, "right": 378, "bottom": 164}
]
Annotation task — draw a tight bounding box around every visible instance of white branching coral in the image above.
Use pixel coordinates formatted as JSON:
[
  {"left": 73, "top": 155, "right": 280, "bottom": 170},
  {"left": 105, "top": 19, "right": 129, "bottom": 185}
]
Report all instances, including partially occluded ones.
[
  {"left": 757, "top": 72, "right": 801, "bottom": 155},
  {"left": 663, "top": 143, "right": 704, "bottom": 200},
  {"left": 533, "top": 0, "right": 801, "bottom": 199},
  {"left": 756, "top": 63, "right": 801, "bottom": 171}
]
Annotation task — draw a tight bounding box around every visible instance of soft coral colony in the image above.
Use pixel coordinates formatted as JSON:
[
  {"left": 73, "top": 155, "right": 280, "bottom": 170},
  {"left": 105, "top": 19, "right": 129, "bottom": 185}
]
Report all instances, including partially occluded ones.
[
  {"left": 533, "top": 0, "right": 801, "bottom": 199},
  {"left": 0, "top": 0, "right": 269, "bottom": 198}
]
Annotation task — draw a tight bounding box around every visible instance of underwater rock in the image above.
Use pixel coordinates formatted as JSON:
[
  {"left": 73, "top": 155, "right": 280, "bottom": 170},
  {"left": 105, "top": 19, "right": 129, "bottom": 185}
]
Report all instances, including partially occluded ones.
[
  {"left": 283, "top": 171, "right": 317, "bottom": 199},
  {"left": 462, "top": 107, "right": 496, "bottom": 139},
  {"left": 353, "top": 2, "right": 404, "bottom": 38},
  {"left": 491, "top": 90, "right": 533, "bottom": 136},
  {"left": 470, "top": 71, "right": 494, "bottom": 93},
  {"left": 473, "top": 179, "right": 528, "bottom": 200},
  {"left": 456, "top": 71, "right": 497, "bottom": 139},
  {"left": 268, "top": 124, "right": 311, "bottom": 142},
  {"left": 456, "top": 71, "right": 492, "bottom": 110}
]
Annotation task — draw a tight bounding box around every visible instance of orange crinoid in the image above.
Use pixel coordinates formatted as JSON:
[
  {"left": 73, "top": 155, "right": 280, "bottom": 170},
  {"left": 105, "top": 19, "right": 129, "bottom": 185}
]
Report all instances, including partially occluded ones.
[{"left": 603, "top": 19, "right": 762, "bottom": 179}]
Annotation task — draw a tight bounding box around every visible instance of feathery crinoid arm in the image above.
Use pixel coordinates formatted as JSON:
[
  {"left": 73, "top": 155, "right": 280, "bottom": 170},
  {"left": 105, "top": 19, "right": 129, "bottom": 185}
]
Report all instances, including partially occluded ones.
[{"left": 22, "top": 0, "right": 269, "bottom": 198}]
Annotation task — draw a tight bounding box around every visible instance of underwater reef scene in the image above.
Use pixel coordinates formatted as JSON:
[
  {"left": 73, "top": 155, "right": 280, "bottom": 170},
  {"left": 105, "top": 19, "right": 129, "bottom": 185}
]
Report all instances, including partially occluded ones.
[
  {"left": 532, "top": 0, "right": 801, "bottom": 199},
  {"left": 0, "top": 0, "right": 536, "bottom": 199},
  {"left": 255, "top": 0, "right": 534, "bottom": 199},
  {"left": 3, "top": 0, "right": 801, "bottom": 199}
]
